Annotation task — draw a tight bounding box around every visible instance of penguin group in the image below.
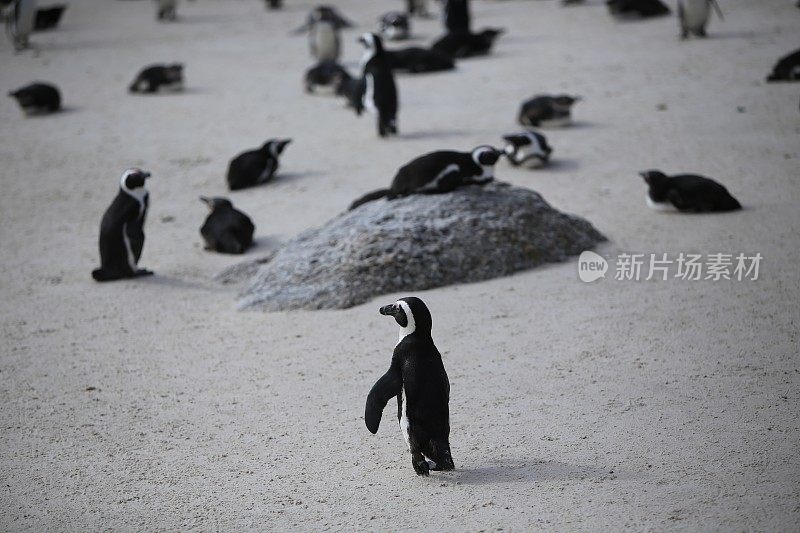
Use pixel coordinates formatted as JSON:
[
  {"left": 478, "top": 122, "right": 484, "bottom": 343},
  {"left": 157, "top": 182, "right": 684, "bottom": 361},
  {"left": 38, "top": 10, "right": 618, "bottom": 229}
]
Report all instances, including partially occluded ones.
[{"left": 13, "top": 0, "right": 795, "bottom": 479}]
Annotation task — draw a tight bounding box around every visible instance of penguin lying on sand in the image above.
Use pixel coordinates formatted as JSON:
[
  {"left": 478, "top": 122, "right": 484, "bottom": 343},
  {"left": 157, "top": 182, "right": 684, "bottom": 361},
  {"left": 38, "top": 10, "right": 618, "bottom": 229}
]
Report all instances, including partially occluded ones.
[
  {"left": 365, "top": 297, "right": 455, "bottom": 477},
  {"left": 431, "top": 28, "right": 504, "bottom": 59},
  {"left": 349, "top": 145, "right": 502, "bottom": 210},
  {"left": 385, "top": 46, "right": 454, "bottom": 73},
  {"left": 304, "top": 61, "right": 349, "bottom": 93},
  {"left": 199, "top": 197, "right": 255, "bottom": 254},
  {"left": 766, "top": 49, "right": 800, "bottom": 82},
  {"left": 379, "top": 12, "right": 410, "bottom": 41},
  {"left": 227, "top": 139, "right": 292, "bottom": 191},
  {"left": 607, "top": 0, "right": 670, "bottom": 18},
  {"left": 92, "top": 168, "right": 153, "bottom": 282},
  {"left": 357, "top": 33, "right": 399, "bottom": 137},
  {"left": 502, "top": 131, "right": 552, "bottom": 169},
  {"left": 518, "top": 94, "right": 580, "bottom": 128},
  {"left": 8, "top": 82, "right": 61, "bottom": 115},
  {"left": 129, "top": 64, "right": 184, "bottom": 94},
  {"left": 678, "top": 0, "right": 723, "bottom": 39},
  {"left": 640, "top": 170, "right": 742, "bottom": 213}
]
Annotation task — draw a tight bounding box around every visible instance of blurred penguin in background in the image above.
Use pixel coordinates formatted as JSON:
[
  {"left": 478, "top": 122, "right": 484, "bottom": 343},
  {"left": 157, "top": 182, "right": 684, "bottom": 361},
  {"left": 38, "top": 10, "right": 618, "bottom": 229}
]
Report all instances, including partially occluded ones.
[
  {"left": 678, "top": 0, "right": 723, "bottom": 39},
  {"left": 407, "top": 0, "right": 429, "bottom": 17},
  {"left": 265, "top": 0, "right": 282, "bottom": 9},
  {"left": 442, "top": 0, "right": 470, "bottom": 33},
  {"left": 155, "top": 0, "right": 178, "bottom": 21},
  {"left": 5, "top": 0, "right": 37, "bottom": 51},
  {"left": 295, "top": 6, "right": 355, "bottom": 61}
]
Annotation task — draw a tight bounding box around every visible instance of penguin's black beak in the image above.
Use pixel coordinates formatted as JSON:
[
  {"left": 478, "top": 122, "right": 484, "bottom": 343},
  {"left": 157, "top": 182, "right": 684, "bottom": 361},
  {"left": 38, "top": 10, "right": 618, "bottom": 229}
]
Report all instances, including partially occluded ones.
[
  {"left": 379, "top": 304, "right": 397, "bottom": 316},
  {"left": 279, "top": 139, "right": 292, "bottom": 151},
  {"left": 199, "top": 196, "right": 211, "bottom": 205},
  {"left": 639, "top": 171, "right": 650, "bottom": 183},
  {"left": 141, "top": 171, "right": 151, "bottom": 179}
]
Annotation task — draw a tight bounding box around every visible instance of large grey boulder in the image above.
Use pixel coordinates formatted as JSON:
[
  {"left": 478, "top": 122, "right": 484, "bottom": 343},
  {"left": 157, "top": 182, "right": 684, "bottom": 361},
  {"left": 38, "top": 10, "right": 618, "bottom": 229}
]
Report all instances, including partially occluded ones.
[{"left": 234, "top": 183, "right": 605, "bottom": 311}]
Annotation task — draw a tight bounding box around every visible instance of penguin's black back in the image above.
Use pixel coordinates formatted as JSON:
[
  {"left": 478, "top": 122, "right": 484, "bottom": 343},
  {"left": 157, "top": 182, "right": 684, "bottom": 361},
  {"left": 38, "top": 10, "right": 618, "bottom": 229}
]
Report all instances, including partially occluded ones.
[
  {"left": 666, "top": 174, "right": 742, "bottom": 212},
  {"left": 95, "top": 191, "right": 148, "bottom": 280},
  {"left": 227, "top": 149, "right": 274, "bottom": 191},
  {"left": 201, "top": 205, "right": 255, "bottom": 254},
  {"left": 9, "top": 83, "right": 61, "bottom": 112},
  {"left": 390, "top": 150, "right": 477, "bottom": 196},
  {"left": 384, "top": 47, "right": 455, "bottom": 73},
  {"left": 395, "top": 333, "right": 450, "bottom": 441}
]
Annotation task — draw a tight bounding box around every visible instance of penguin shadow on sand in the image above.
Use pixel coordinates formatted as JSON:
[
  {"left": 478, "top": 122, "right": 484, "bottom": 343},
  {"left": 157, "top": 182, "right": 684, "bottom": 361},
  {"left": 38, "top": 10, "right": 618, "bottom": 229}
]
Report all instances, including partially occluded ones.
[
  {"left": 397, "top": 129, "right": 475, "bottom": 141},
  {"left": 537, "top": 158, "right": 581, "bottom": 173},
  {"left": 444, "top": 459, "right": 619, "bottom": 486}
]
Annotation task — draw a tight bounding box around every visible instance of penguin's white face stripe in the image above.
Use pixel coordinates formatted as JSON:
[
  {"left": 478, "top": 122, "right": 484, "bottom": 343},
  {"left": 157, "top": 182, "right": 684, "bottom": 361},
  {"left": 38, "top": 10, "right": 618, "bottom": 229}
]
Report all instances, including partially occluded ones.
[
  {"left": 120, "top": 169, "right": 148, "bottom": 218},
  {"left": 472, "top": 148, "right": 496, "bottom": 180},
  {"left": 396, "top": 300, "right": 416, "bottom": 343}
]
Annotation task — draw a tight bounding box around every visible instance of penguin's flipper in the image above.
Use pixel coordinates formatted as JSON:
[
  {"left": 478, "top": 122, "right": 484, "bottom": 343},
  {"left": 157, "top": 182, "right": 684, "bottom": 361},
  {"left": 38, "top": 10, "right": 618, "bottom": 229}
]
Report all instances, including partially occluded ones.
[
  {"left": 365, "top": 369, "right": 402, "bottom": 434},
  {"left": 349, "top": 188, "right": 391, "bottom": 210}
]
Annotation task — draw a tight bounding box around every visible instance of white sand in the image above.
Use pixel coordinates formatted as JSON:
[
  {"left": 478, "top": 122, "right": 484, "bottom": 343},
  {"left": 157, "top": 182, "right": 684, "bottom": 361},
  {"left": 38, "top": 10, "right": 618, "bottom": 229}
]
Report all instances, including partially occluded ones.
[{"left": 1, "top": 0, "right": 799, "bottom": 530}]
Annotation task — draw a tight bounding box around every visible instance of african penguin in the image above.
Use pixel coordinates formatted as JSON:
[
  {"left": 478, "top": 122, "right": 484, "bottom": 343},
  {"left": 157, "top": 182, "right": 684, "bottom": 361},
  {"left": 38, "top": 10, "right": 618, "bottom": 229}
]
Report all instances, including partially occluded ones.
[
  {"left": 8, "top": 82, "right": 61, "bottom": 115},
  {"left": 358, "top": 32, "right": 399, "bottom": 137},
  {"left": 379, "top": 12, "right": 411, "bottom": 41},
  {"left": 155, "top": 0, "right": 178, "bottom": 21},
  {"left": 92, "top": 168, "right": 153, "bottom": 282},
  {"left": 294, "top": 5, "right": 354, "bottom": 33},
  {"left": 6, "top": 0, "right": 37, "bottom": 50},
  {"left": 365, "top": 297, "right": 455, "bottom": 477},
  {"left": 226, "top": 139, "right": 292, "bottom": 191},
  {"left": 442, "top": 0, "right": 470, "bottom": 33},
  {"left": 431, "top": 28, "right": 504, "bottom": 59},
  {"left": 34, "top": 4, "right": 67, "bottom": 31},
  {"left": 349, "top": 145, "right": 501, "bottom": 210},
  {"left": 607, "top": 0, "right": 671, "bottom": 18},
  {"left": 766, "top": 49, "right": 800, "bottom": 83},
  {"left": 199, "top": 197, "right": 255, "bottom": 254},
  {"left": 678, "top": 0, "right": 723, "bottom": 39},
  {"left": 332, "top": 69, "right": 366, "bottom": 113},
  {"left": 265, "top": 0, "right": 282, "bottom": 9},
  {"left": 502, "top": 131, "right": 553, "bottom": 169},
  {"left": 129, "top": 64, "right": 184, "bottom": 94},
  {"left": 640, "top": 170, "right": 742, "bottom": 213},
  {"left": 518, "top": 94, "right": 580, "bottom": 128},
  {"left": 384, "top": 46, "right": 454, "bottom": 73}
]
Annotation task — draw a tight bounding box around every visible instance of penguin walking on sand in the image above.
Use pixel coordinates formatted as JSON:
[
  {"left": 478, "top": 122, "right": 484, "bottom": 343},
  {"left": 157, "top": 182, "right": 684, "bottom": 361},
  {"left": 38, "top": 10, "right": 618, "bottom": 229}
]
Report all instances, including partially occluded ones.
[
  {"left": 8, "top": 82, "right": 61, "bottom": 115},
  {"left": 5, "top": 0, "right": 37, "bottom": 50},
  {"left": 678, "top": 0, "right": 723, "bottom": 39},
  {"left": 640, "top": 170, "right": 742, "bottom": 212},
  {"left": 92, "top": 169, "right": 153, "bottom": 282},
  {"left": 199, "top": 197, "right": 255, "bottom": 254},
  {"left": 365, "top": 297, "right": 455, "bottom": 476},
  {"left": 349, "top": 145, "right": 501, "bottom": 210},
  {"left": 358, "top": 33, "right": 399, "bottom": 137},
  {"left": 226, "top": 139, "right": 292, "bottom": 191},
  {"left": 502, "top": 131, "right": 553, "bottom": 169},
  {"left": 155, "top": 0, "right": 178, "bottom": 21}
]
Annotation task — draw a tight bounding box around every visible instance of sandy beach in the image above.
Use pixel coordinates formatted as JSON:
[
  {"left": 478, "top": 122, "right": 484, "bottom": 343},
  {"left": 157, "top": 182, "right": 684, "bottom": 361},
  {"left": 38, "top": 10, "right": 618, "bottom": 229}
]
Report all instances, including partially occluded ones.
[{"left": 1, "top": 0, "right": 799, "bottom": 530}]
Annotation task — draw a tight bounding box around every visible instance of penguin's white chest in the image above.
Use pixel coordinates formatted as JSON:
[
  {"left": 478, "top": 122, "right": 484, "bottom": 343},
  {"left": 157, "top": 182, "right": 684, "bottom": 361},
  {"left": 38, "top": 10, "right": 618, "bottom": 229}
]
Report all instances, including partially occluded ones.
[
  {"left": 313, "top": 25, "right": 339, "bottom": 61},
  {"left": 399, "top": 386, "right": 410, "bottom": 448},
  {"left": 682, "top": 0, "right": 710, "bottom": 25},
  {"left": 364, "top": 74, "right": 377, "bottom": 114},
  {"left": 645, "top": 194, "right": 678, "bottom": 212}
]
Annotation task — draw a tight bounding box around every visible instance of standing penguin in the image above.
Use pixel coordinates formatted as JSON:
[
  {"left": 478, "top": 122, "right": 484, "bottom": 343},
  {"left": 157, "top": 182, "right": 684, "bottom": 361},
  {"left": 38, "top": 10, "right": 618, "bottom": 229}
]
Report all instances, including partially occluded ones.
[
  {"left": 349, "top": 145, "right": 501, "bottom": 210},
  {"left": 92, "top": 168, "right": 153, "bottom": 282},
  {"left": 155, "top": 0, "right": 178, "bottom": 21},
  {"left": 677, "top": 0, "right": 723, "bottom": 39},
  {"left": 358, "top": 32, "right": 399, "bottom": 137},
  {"left": 226, "top": 139, "right": 292, "bottom": 191},
  {"left": 310, "top": 18, "right": 340, "bottom": 61},
  {"left": 365, "top": 297, "right": 455, "bottom": 476},
  {"left": 640, "top": 170, "right": 742, "bottom": 212},
  {"left": 199, "top": 197, "right": 255, "bottom": 254},
  {"left": 6, "top": 0, "right": 37, "bottom": 50}
]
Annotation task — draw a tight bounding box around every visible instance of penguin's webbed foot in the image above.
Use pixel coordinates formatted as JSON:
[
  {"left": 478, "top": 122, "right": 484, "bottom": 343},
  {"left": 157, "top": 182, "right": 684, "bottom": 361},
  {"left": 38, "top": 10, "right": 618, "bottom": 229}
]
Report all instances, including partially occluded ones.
[
  {"left": 135, "top": 269, "right": 154, "bottom": 277},
  {"left": 413, "top": 459, "right": 430, "bottom": 476}
]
